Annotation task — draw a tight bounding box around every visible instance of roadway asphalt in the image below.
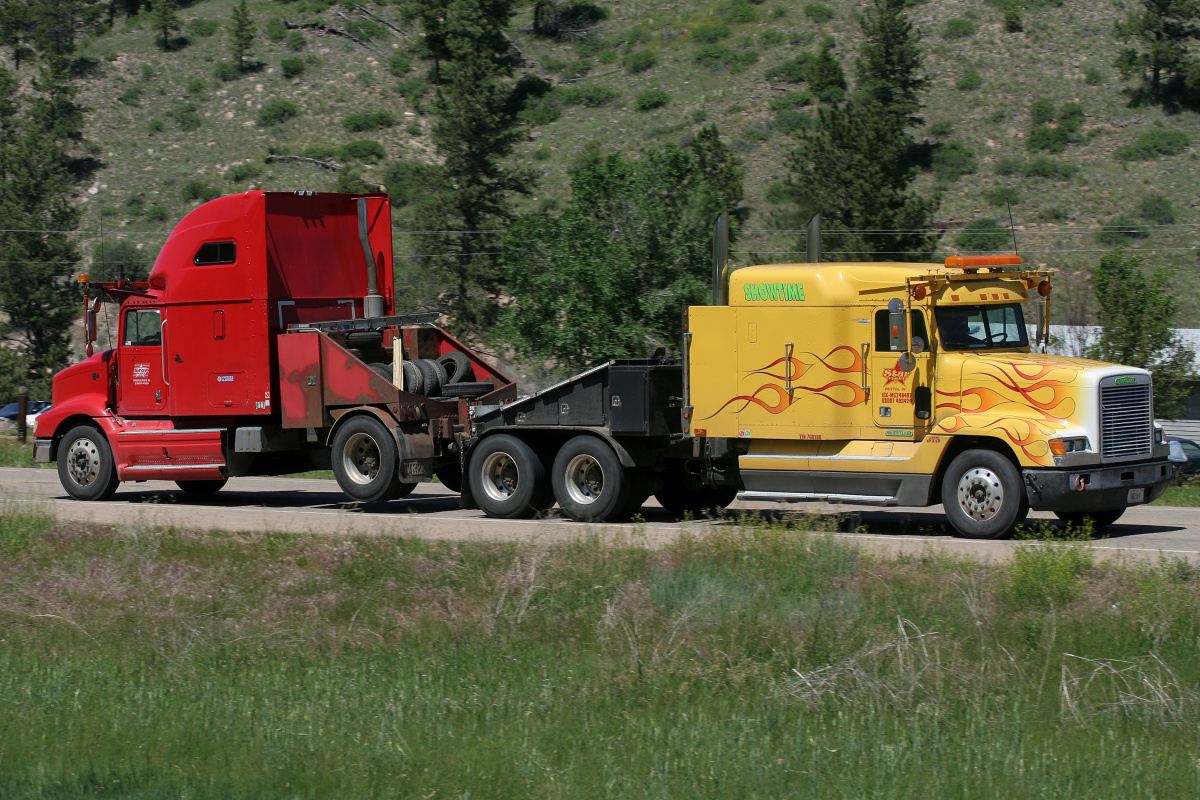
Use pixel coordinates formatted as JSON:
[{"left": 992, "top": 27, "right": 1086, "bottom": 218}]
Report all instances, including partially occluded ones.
[{"left": 3, "top": 467, "right": 1199, "bottom": 562}]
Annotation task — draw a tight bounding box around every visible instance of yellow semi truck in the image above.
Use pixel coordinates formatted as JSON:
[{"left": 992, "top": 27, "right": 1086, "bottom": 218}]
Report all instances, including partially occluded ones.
[{"left": 684, "top": 253, "right": 1172, "bottom": 537}]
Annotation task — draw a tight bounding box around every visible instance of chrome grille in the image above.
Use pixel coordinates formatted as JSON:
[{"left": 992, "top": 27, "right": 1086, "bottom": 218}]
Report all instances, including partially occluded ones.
[{"left": 1100, "top": 383, "right": 1152, "bottom": 460}]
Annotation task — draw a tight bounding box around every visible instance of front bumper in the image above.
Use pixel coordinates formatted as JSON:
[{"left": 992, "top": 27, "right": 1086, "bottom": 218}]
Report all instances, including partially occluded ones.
[
  {"left": 33, "top": 438, "right": 53, "bottom": 463},
  {"left": 1022, "top": 459, "right": 1173, "bottom": 512}
]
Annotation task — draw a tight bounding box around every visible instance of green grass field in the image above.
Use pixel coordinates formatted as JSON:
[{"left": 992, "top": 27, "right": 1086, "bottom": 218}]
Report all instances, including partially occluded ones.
[{"left": 2, "top": 506, "right": 1200, "bottom": 797}]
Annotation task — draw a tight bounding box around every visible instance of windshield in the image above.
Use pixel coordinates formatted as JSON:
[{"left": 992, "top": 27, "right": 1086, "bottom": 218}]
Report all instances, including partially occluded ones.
[{"left": 935, "top": 303, "right": 1028, "bottom": 351}]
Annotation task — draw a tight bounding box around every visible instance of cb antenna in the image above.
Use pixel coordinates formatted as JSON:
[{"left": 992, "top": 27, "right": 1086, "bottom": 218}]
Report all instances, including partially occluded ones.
[{"left": 1006, "top": 197, "right": 1019, "bottom": 255}]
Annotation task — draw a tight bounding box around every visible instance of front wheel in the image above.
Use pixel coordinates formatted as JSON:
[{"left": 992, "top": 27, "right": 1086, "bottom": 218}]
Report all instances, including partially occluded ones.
[
  {"left": 552, "top": 436, "right": 631, "bottom": 522},
  {"left": 331, "top": 415, "right": 403, "bottom": 502},
  {"left": 57, "top": 425, "right": 119, "bottom": 501},
  {"left": 1055, "top": 508, "right": 1125, "bottom": 530},
  {"left": 176, "top": 479, "right": 228, "bottom": 497},
  {"left": 941, "top": 449, "right": 1029, "bottom": 539},
  {"left": 468, "top": 434, "right": 550, "bottom": 519}
]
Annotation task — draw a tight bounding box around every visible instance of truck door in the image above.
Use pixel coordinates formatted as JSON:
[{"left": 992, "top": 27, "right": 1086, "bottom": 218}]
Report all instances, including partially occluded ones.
[
  {"left": 870, "top": 308, "right": 932, "bottom": 434},
  {"left": 118, "top": 307, "right": 168, "bottom": 414}
]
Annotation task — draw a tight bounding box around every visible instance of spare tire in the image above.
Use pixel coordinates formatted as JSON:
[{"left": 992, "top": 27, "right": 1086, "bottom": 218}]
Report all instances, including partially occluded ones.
[
  {"left": 438, "top": 351, "right": 476, "bottom": 384},
  {"left": 400, "top": 360, "right": 423, "bottom": 394},
  {"left": 346, "top": 330, "right": 383, "bottom": 349},
  {"left": 414, "top": 359, "right": 445, "bottom": 397},
  {"left": 442, "top": 381, "right": 494, "bottom": 398},
  {"left": 368, "top": 362, "right": 393, "bottom": 382}
]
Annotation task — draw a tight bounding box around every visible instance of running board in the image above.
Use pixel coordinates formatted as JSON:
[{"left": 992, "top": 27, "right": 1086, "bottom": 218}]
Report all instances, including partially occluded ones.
[{"left": 739, "top": 491, "right": 899, "bottom": 507}]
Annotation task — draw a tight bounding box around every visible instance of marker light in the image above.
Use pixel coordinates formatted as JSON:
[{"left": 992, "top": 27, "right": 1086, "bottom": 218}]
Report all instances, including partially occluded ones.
[
  {"left": 944, "top": 255, "right": 1023, "bottom": 269},
  {"left": 77, "top": 273, "right": 89, "bottom": 282},
  {"left": 912, "top": 284, "right": 927, "bottom": 300},
  {"left": 1038, "top": 279, "right": 1052, "bottom": 297}
]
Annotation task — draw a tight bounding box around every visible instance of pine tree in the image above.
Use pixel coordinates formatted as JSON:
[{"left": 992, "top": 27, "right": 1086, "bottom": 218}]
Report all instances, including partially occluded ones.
[
  {"left": 1114, "top": 0, "right": 1200, "bottom": 104},
  {"left": 806, "top": 37, "right": 846, "bottom": 103},
  {"left": 0, "top": 58, "right": 85, "bottom": 396},
  {"left": 856, "top": 0, "right": 926, "bottom": 125},
  {"left": 229, "top": 0, "right": 255, "bottom": 69},
  {"left": 688, "top": 125, "right": 745, "bottom": 214},
  {"left": 407, "top": 0, "right": 533, "bottom": 337},
  {"left": 149, "top": 0, "right": 180, "bottom": 50},
  {"left": 1089, "top": 248, "right": 1196, "bottom": 417}
]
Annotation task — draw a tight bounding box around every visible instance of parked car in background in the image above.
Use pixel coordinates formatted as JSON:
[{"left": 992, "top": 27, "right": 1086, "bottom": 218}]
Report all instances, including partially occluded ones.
[
  {"left": 0, "top": 400, "right": 50, "bottom": 421},
  {"left": 1167, "top": 437, "right": 1200, "bottom": 477}
]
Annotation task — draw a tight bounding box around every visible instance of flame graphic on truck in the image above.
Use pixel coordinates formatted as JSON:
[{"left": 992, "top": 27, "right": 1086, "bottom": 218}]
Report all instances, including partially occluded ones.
[{"left": 702, "top": 346, "right": 867, "bottom": 419}]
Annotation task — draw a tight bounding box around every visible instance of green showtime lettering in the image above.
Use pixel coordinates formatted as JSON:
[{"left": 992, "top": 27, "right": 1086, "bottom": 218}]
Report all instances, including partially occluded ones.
[{"left": 744, "top": 282, "right": 805, "bottom": 302}]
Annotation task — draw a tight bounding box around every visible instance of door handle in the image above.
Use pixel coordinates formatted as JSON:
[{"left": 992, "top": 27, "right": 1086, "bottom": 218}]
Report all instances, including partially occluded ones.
[{"left": 784, "top": 342, "right": 795, "bottom": 395}]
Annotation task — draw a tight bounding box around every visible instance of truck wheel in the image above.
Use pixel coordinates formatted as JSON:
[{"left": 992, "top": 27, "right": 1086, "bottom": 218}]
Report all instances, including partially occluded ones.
[
  {"left": 438, "top": 351, "right": 476, "bottom": 384},
  {"left": 941, "top": 450, "right": 1029, "bottom": 539},
  {"left": 57, "top": 424, "right": 119, "bottom": 501},
  {"left": 176, "top": 479, "right": 228, "bottom": 497},
  {"left": 332, "top": 416, "right": 403, "bottom": 503},
  {"left": 469, "top": 434, "right": 549, "bottom": 518},
  {"left": 435, "top": 466, "right": 463, "bottom": 493},
  {"left": 368, "top": 362, "right": 393, "bottom": 383},
  {"left": 654, "top": 475, "right": 738, "bottom": 518},
  {"left": 401, "top": 361, "right": 424, "bottom": 394},
  {"left": 1055, "top": 509, "right": 1125, "bottom": 530},
  {"left": 442, "top": 382, "right": 493, "bottom": 398},
  {"left": 552, "top": 436, "right": 630, "bottom": 522}
]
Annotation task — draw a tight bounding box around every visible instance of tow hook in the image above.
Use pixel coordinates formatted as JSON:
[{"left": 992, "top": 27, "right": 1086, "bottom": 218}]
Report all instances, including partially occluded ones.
[{"left": 1072, "top": 474, "right": 1086, "bottom": 492}]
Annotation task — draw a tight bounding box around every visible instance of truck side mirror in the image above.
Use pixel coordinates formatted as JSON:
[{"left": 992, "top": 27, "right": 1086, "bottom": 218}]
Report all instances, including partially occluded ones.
[
  {"left": 85, "top": 308, "right": 97, "bottom": 343},
  {"left": 915, "top": 385, "right": 931, "bottom": 420},
  {"left": 887, "top": 298, "right": 908, "bottom": 352}
]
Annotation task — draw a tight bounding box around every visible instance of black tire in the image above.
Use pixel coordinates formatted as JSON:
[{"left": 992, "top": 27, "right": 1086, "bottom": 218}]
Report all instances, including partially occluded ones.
[
  {"left": 469, "top": 434, "right": 550, "bottom": 518},
  {"left": 345, "top": 330, "right": 383, "bottom": 349},
  {"left": 176, "top": 479, "right": 228, "bottom": 497},
  {"left": 654, "top": 469, "right": 738, "bottom": 517},
  {"left": 941, "top": 449, "right": 1030, "bottom": 539},
  {"left": 435, "top": 466, "right": 463, "bottom": 493},
  {"left": 331, "top": 415, "right": 403, "bottom": 502},
  {"left": 552, "top": 436, "right": 631, "bottom": 522},
  {"left": 57, "top": 424, "right": 119, "bottom": 501},
  {"left": 1055, "top": 508, "right": 1125, "bottom": 530},
  {"left": 441, "top": 381, "right": 494, "bottom": 398},
  {"left": 414, "top": 359, "right": 445, "bottom": 397},
  {"left": 438, "top": 351, "right": 476, "bottom": 384},
  {"left": 400, "top": 361, "right": 423, "bottom": 394},
  {"left": 368, "top": 362, "right": 393, "bottom": 383}
]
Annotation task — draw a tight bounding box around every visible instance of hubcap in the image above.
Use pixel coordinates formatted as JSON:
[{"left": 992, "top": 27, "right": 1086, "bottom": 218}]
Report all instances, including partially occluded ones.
[
  {"left": 480, "top": 451, "right": 520, "bottom": 503},
  {"left": 66, "top": 437, "right": 100, "bottom": 487},
  {"left": 342, "top": 432, "right": 381, "bottom": 485},
  {"left": 957, "top": 467, "right": 1004, "bottom": 521},
  {"left": 563, "top": 454, "right": 604, "bottom": 506}
]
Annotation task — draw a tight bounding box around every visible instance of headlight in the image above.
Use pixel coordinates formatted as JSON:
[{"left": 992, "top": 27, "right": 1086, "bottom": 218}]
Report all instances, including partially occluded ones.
[
  {"left": 1049, "top": 436, "right": 1090, "bottom": 455},
  {"left": 1154, "top": 425, "right": 1164, "bottom": 445}
]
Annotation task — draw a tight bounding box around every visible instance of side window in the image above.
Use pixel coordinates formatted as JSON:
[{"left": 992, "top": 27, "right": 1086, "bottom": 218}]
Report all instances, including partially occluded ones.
[
  {"left": 1183, "top": 442, "right": 1200, "bottom": 459},
  {"left": 193, "top": 241, "right": 237, "bottom": 266},
  {"left": 124, "top": 309, "right": 162, "bottom": 347},
  {"left": 874, "top": 309, "right": 931, "bottom": 352}
]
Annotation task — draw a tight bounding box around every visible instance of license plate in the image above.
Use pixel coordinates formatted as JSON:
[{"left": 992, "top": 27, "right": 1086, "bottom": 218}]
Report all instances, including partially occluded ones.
[{"left": 1127, "top": 488, "right": 1145, "bottom": 503}]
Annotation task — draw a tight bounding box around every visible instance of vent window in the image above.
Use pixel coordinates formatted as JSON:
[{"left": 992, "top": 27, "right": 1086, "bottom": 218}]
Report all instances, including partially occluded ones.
[{"left": 193, "top": 241, "right": 236, "bottom": 266}]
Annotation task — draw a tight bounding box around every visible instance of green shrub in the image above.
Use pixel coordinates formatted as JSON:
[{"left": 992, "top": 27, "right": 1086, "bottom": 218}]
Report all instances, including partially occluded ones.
[
  {"left": 1026, "top": 126, "right": 1070, "bottom": 153},
  {"left": 719, "top": 1, "right": 759, "bottom": 23},
  {"left": 227, "top": 164, "right": 261, "bottom": 183},
  {"left": 983, "top": 186, "right": 1020, "bottom": 206},
  {"left": 148, "top": 118, "right": 164, "bottom": 134},
  {"left": 1096, "top": 215, "right": 1150, "bottom": 245},
  {"left": 1114, "top": 129, "right": 1190, "bottom": 161},
  {"left": 803, "top": 2, "right": 834, "bottom": 22},
  {"left": 1023, "top": 156, "right": 1077, "bottom": 179},
  {"left": 634, "top": 88, "right": 670, "bottom": 111},
  {"left": 623, "top": 48, "right": 658, "bottom": 73},
  {"left": 181, "top": 179, "right": 220, "bottom": 202},
  {"left": 773, "top": 107, "right": 812, "bottom": 135},
  {"left": 186, "top": 78, "right": 206, "bottom": 95},
  {"left": 190, "top": 18, "right": 219, "bottom": 37},
  {"left": 1005, "top": 540, "right": 1093, "bottom": 610},
  {"left": 1030, "top": 97, "right": 1055, "bottom": 125},
  {"left": 769, "top": 90, "right": 813, "bottom": 110},
  {"left": 765, "top": 54, "right": 811, "bottom": 83},
  {"left": 1003, "top": 6, "right": 1023, "bottom": 32},
  {"left": 519, "top": 95, "right": 564, "bottom": 125},
  {"left": 1057, "top": 102, "right": 1084, "bottom": 133},
  {"left": 214, "top": 61, "right": 241, "bottom": 82},
  {"left": 300, "top": 145, "right": 338, "bottom": 160},
  {"left": 339, "top": 139, "right": 387, "bottom": 163},
  {"left": 927, "top": 120, "right": 954, "bottom": 138},
  {"left": 287, "top": 31, "right": 306, "bottom": 51},
  {"left": 342, "top": 111, "right": 396, "bottom": 131},
  {"left": 955, "top": 67, "right": 981, "bottom": 91},
  {"left": 1041, "top": 205, "right": 1068, "bottom": 221},
  {"left": 1138, "top": 193, "right": 1175, "bottom": 224},
  {"left": 994, "top": 156, "right": 1022, "bottom": 175},
  {"left": 942, "top": 18, "right": 976, "bottom": 39},
  {"left": 932, "top": 139, "right": 977, "bottom": 181},
  {"left": 760, "top": 30, "right": 785, "bottom": 46},
  {"left": 345, "top": 20, "right": 386, "bottom": 41},
  {"left": 692, "top": 23, "right": 731, "bottom": 43},
  {"left": 1084, "top": 65, "right": 1103, "bottom": 85},
  {"left": 146, "top": 205, "right": 169, "bottom": 222},
  {"left": 117, "top": 85, "right": 143, "bottom": 106},
  {"left": 956, "top": 219, "right": 1010, "bottom": 252},
  {"left": 397, "top": 77, "right": 430, "bottom": 112},
  {"left": 170, "top": 102, "right": 201, "bottom": 131},
  {"left": 257, "top": 99, "right": 300, "bottom": 127},
  {"left": 264, "top": 17, "right": 285, "bottom": 42},
  {"left": 280, "top": 57, "right": 306, "bottom": 78},
  {"left": 388, "top": 53, "right": 411, "bottom": 77},
  {"left": 531, "top": 147, "right": 551, "bottom": 161},
  {"left": 558, "top": 84, "right": 617, "bottom": 106}
]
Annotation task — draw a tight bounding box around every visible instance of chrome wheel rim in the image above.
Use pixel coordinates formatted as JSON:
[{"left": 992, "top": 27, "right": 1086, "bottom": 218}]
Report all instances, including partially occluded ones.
[
  {"left": 957, "top": 467, "right": 1004, "bottom": 521},
  {"left": 66, "top": 437, "right": 101, "bottom": 487},
  {"left": 480, "top": 451, "right": 520, "bottom": 503},
  {"left": 564, "top": 454, "right": 604, "bottom": 506},
  {"left": 342, "top": 432, "right": 381, "bottom": 485}
]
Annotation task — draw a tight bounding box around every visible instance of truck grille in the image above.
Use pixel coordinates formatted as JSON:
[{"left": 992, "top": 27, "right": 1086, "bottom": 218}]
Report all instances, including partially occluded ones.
[{"left": 1100, "top": 383, "right": 1152, "bottom": 460}]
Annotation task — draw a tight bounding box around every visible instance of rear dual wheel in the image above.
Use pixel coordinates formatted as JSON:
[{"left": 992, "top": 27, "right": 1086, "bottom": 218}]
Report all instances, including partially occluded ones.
[
  {"left": 469, "top": 434, "right": 552, "bottom": 518},
  {"left": 332, "top": 416, "right": 415, "bottom": 503}
]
